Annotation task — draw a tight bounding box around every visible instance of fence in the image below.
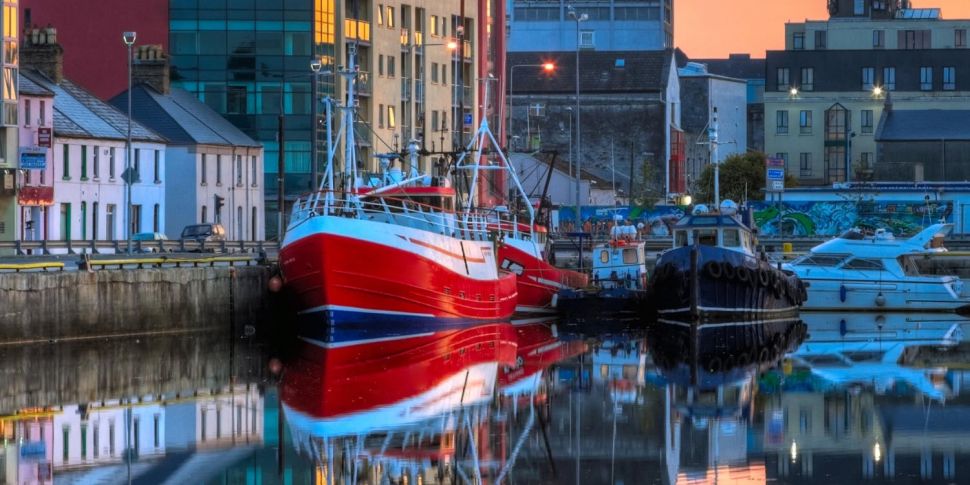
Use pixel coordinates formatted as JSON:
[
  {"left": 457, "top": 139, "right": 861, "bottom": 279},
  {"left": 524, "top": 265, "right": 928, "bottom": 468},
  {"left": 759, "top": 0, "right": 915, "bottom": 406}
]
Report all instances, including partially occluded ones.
[{"left": 0, "top": 239, "right": 277, "bottom": 256}]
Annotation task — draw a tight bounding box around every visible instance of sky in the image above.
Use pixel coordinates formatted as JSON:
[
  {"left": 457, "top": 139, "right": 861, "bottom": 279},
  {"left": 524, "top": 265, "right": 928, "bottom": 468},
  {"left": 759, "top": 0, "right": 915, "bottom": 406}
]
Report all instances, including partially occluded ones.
[{"left": 675, "top": 0, "right": 970, "bottom": 58}]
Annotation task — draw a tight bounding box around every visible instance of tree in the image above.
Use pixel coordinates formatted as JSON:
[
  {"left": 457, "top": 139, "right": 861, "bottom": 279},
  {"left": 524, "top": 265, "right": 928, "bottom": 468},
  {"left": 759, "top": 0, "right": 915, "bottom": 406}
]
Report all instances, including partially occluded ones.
[{"left": 694, "top": 152, "right": 798, "bottom": 204}]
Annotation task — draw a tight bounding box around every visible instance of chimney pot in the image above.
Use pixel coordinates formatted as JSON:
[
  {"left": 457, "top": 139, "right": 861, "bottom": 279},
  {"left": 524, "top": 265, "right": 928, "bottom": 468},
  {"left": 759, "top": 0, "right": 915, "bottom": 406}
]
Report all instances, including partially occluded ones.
[{"left": 132, "top": 44, "right": 170, "bottom": 95}]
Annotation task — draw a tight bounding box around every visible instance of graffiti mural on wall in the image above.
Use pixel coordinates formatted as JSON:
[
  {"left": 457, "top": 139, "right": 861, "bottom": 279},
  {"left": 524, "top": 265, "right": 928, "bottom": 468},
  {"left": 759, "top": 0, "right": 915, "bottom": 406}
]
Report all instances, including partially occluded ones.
[
  {"left": 752, "top": 200, "right": 954, "bottom": 237},
  {"left": 556, "top": 206, "right": 687, "bottom": 236}
]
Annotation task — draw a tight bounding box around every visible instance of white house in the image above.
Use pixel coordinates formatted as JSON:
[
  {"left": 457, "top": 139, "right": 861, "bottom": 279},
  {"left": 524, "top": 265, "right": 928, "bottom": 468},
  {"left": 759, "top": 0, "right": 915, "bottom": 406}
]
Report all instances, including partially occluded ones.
[
  {"left": 110, "top": 46, "right": 265, "bottom": 242},
  {"left": 17, "top": 72, "right": 55, "bottom": 242}
]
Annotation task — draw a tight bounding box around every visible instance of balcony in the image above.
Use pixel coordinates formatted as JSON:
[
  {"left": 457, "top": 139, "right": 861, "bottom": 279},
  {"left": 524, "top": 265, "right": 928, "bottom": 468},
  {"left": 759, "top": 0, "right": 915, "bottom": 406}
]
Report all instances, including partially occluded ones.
[{"left": 345, "top": 19, "right": 371, "bottom": 43}]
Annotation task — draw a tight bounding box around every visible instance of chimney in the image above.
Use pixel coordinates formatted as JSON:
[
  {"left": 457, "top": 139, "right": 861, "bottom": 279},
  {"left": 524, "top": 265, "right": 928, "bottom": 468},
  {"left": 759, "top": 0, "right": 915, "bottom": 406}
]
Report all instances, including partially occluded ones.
[
  {"left": 132, "top": 44, "right": 170, "bottom": 95},
  {"left": 21, "top": 27, "right": 64, "bottom": 83}
]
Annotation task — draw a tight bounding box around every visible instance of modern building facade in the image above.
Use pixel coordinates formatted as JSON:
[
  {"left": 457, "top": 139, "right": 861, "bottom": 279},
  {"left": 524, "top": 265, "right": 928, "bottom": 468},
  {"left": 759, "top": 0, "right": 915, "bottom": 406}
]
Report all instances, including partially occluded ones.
[
  {"left": 111, "top": 45, "right": 265, "bottom": 242},
  {"left": 678, "top": 62, "right": 748, "bottom": 192},
  {"left": 687, "top": 53, "right": 766, "bottom": 152},
  {"left": 507, "top": 0, "right": 673, "bottom": 52},
  {"left": 22, "top": 32, "right": 168, "bottom": 244},
  {"left": 765, "top": 0, "right": 970, "bottom": 186}
]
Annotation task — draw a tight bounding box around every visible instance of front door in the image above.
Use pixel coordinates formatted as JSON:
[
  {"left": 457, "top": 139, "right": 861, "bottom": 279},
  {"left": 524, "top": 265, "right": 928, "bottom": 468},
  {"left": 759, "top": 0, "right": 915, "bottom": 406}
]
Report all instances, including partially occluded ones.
[{"left": 59, "top": 203, "right": 71, "bottom": 241}]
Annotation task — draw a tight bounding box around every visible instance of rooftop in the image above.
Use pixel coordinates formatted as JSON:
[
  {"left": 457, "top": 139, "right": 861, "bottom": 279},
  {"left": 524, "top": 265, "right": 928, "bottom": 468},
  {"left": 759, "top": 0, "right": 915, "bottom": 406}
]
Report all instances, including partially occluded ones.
[
  {"left": 684, "top": 54, "right": 766, "bottom": 81},
  {"left": 876, "top": 109, "right": 970, "bottom": 142}
]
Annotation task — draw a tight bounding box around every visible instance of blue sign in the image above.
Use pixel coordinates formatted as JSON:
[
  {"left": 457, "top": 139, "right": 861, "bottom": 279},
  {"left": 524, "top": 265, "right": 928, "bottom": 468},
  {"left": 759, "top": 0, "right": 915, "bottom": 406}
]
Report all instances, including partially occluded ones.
[
  {"left": 20, "top": 441, "right": 46, "bottom": 457},
  {"left": 767, "top": 168, "right": 785, "bottom": 180},
  {"left": 20, "top": 151, "right": 46, "bottom": 170},
  {"left": 464, "top": 113, "right": 473, "bottom": 125}
]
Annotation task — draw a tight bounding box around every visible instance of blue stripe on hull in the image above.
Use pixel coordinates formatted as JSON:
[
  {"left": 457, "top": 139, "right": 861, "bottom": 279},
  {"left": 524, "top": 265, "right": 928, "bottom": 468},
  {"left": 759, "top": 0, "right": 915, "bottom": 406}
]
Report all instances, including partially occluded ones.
[{"left": 296, "top": 308, "right": 505, "bottom": 344}]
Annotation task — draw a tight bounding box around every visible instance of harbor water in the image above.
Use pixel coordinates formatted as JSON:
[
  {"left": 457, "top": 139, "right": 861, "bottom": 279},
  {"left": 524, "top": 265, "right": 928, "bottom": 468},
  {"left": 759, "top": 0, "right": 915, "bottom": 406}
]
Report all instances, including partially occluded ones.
[{"left": 2, "top": 311, "right": 970, "bottom": 484}]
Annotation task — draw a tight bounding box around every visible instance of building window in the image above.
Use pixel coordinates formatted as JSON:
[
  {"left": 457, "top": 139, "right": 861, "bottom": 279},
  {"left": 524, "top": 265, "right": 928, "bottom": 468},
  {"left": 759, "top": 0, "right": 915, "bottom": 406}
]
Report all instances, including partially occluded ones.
[
  {"left": 431, "top": 62, "right": 439, "bottom": 83},
  {"left": 378, "top": 103, "right": 384, "bottom": 127},
  {"left": 883, "top": 67, "right": 896, "bottom": 91},
  {"left": 944, "top": 66, "right": 956, "bottom": 90},
  {"left": 776, "top": 110, "right": 789, "bottom": 134},
  {"left": 62, "top": 425, "right": 69, "bottom": 462},
  {"left": 23, "top": 98, "right": 29, "bottom": 126},
  {"left": 251, "top": 156, "right": 257, "bottom": 187},
  {"left": 861, "top": 109, "right": 874, "bottom": 134},
  {"left": 854, "top": 0, "right": 865, "bottom": 15},
  {"left": 134, "top": 148, "right": 141, "bottom": 182},
  {"left": 62, "top": 144, "right": 69, "bottom": 179},
  {"left": 216, "top": 154, "right": 222, "bottom": 185},
  {"left": 93, "top": 145, "right": 100, "bottom": 179},
  {"left": 431, "top": 110, "right": 439, "bottom": 132},
  {"left": 201, "top": 205, "right": 207, "bottom": 223},
  {"left": 873, "top": 30, "right": 885, "bottom": 48},
  {"left": 814, "top": 31, "right": 826, "bottom": 49},
  {"left": 957, "top": 29, "right": 967, "bottom": 48},
  {"left": 861, "top": 152, "right": 874, "bottom": 170},
  {"left": 799, "top": 110, "right": 812, "bottom": 134},
  {"left": 801, "top": 67, "right": 814, "bottom": 91},
  {"left": 441, "top": 64, "right": 446, "bottom": 85},
  {"left": 799, "top": 152, "right": 812, "bottom": 176},
  {"left": 430, "top": 15, "right": 439, "bottom": 36},
  {"left": 80, "top": 145, "right": 87, "bottom": 179},
  {"left": 579, "top": 30, "right": 595, "bottom": 48},
  {"left": 776, "top": 68, "right": 790, "bottom": 91},
  {"left": 921, "top": 66, "right": 933, "bottom": 91},
  {"left": 153, "top": 203, "right": 160, "bottom": 233},
  {"left": 388, "top": 56, "right": 395, "bottom": 78},
  {"left": 902, "top": 30, "right": 932, "bottom": 49},
  {"left": 793, "top": 32, "right": 804, "bottom": 50},
  {"left": 388, "top": 106, "right": 396, "bottom": 128},
  {"left": 153, "top": 150, "right": 160, "bottom": 183},
  {"left": 39, "top": 99, "right": 45, "bottom": 125},
  {"left": 386, "top": 5, "right": 395, "bottom": 28},
  {"left": 862, "top": 67, "right": 874, "bottom": 90},
  {"left": 200, "top": 153, "right": 207, "bottom": 184},
  {"left": 775, "top": 153, "right": 789, "bottom": 168},
  {"left": 236, "top": 155, "right": 243, "bottom": 186}
]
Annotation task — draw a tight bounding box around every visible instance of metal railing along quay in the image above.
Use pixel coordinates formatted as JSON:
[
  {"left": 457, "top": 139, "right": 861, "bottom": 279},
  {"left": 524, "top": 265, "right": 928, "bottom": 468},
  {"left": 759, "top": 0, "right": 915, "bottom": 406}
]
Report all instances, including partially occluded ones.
[{"left": 0, "top": 239, "right": 278, "bottom": 256}]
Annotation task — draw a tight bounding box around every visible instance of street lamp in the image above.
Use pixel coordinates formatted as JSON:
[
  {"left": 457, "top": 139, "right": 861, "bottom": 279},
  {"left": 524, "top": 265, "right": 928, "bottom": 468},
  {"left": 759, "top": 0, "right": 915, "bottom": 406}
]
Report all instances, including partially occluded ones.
[
  {"left": 122, "top": 31, "right": 136, "bottom": 255},
  {"left": 508, "top": 62, "right": 555, "bottom": 151},
  {"left": 310, "top": 60, "right": 323, "bottom": 191},
  {"left": 567, "top": 5, "right": 587, "bottom": 237}
]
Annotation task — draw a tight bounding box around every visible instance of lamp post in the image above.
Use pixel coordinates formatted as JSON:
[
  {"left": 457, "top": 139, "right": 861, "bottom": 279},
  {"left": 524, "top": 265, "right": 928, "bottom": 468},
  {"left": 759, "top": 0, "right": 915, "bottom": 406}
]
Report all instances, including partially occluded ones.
[
  {"left": 122, "top": 31, "right": 136, "bottom": 255},
  {"left": 567, "top": 6, "right": 587, "bottom": 229},
  {"left": 508, "top": 63, "right": 555, "bottom": 151},
  {"left": 310, "top": 60, "right": 322, "bottom": 191}
]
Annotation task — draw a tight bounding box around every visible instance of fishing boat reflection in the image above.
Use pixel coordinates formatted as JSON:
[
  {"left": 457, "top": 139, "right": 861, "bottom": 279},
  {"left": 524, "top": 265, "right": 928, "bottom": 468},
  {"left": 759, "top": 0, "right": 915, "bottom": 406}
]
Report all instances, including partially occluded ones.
[{"left": 647, "top": 318, "right": 806, "bottom": 484}]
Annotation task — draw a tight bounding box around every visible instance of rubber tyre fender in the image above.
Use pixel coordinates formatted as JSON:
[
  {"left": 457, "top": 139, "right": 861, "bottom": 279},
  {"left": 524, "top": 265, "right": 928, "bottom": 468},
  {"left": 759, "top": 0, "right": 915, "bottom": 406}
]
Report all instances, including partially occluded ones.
[
  {"left": 721, "top": 262, "right": 737, "bottom": 280},
  {"left": 757, "top": 268, "right": 770, "bottom": 287},
  {"left": 704, "top": 260, "right": 723, "bottom": 279}
]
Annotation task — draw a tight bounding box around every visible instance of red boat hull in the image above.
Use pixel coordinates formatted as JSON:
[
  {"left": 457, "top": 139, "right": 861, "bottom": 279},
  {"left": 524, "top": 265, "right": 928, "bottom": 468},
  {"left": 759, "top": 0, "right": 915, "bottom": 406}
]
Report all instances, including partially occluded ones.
[{"left": 498, "top": 241, "right": 588, "bottom": 314}]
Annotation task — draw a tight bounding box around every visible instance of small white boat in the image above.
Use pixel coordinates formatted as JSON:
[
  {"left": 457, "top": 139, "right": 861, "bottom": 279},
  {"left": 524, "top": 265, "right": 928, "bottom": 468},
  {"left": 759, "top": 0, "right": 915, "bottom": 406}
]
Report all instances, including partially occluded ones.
[{"left": 785, "top": 223, "right": 970, "bottom": 313}]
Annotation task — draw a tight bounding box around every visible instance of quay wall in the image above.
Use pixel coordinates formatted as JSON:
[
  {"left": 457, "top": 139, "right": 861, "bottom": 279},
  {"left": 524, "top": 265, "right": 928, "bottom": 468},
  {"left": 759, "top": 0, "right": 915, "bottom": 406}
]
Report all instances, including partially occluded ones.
[{"left": 0, "top": 266, "right": 272, "bottom": 343}]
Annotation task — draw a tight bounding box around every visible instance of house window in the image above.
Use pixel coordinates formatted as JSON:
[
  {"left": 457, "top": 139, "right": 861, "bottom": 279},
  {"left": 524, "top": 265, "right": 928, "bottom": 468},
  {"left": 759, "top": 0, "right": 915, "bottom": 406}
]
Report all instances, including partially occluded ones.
[
  {"left": 957, "top": 29, "right": 967, "bottom": 48},
  {"left": 776, "top": 110, "right": 789, "bottom": 134},
  {"left": 62, "top": 144, "right": 69, "bottom": 179},
  {"left": 201, "top": 153, "right": 207, "bottom": 184},
  {"left": 378, "top": 54, "right": 384, "bottom": 76},
  {"left": 921, "top": 66, "right": 933, "bottom": 90},
  {"left": 862, "top": 67, "right": 874, "bottom": 90},
  {"left": 93, "top": 145, "right": 100, "bottom": 178},
  {"left": 378, "top": 103, "right": 384, "bottom": 127},
  {"left": 944, "top": 67, "right": 956, "bottom": 90},
  {"left": 153, "top": 203, "right": 160, "bottom": 233},
  {"left": 134, "top": 148, "right": 141, "bottom": 182},
  {"left": 776, "top": 68, "right": 790, "bottom": 91},
  {"left": 388, "top": 106, "right": 396, "bottom": 128},
  {"left": 236, "top": 155, "right": 243, "bottom": 186},
  {"left": 793, "top": 32, "right": 804, "bottom": 50},
  {"left": 579, "top": 30, "right": 595, "bottom": 48},
  {"left": 23, "top": 99, "right": 29, "bottom": 126},
  {"left": 431, "top": 62, "right": 438, "bottom": 83},
  {"left": 801, "top": 67, "right": 814, "bottom": 91},
  {"left": 814, "top": 31, "right": 826, "bottom": 49},
  {"left": 201, "top": 205, "right": 208, "bottom": 223},
  {"left": 799, "top": 110, "right": 812, "bottom": 134},
  {"left": 251, "top": 156, "right": 257, "bottom": 187},
  {"left": 80, "top": 145, "right": 87, "bottom": 179},
  {"left": 154, "top": 150, "right": 160, "bottom": 183},
  {"left": 873, "top": 30, "right": 885, "bottom": 48},
  {"left": 799, "top": 152, "right": 812, "bottom": 176},
  {"left": 883, "top": 67, "right": 896, "bottom": 90},
  {"left": 109, "top": 147, "right": 116, "bottom": 179},
  {"left": 39, "top": 99, "right": 45, "bottom": 125},
  {"left": 861, "top": 109, "right": 874, "bottom": 134},
  {"left": 388, "top": 56, "right": 395, "bottom": 78},
  {"left": 216, "top": 154, "right": 222, "bottom": 184}
]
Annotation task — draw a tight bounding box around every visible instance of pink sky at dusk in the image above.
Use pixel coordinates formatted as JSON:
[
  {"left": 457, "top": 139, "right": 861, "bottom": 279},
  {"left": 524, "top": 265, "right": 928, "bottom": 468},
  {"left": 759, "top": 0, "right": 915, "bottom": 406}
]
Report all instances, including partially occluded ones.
[{"left": 675, "top": 0, "right": 970, "bottom": 58}]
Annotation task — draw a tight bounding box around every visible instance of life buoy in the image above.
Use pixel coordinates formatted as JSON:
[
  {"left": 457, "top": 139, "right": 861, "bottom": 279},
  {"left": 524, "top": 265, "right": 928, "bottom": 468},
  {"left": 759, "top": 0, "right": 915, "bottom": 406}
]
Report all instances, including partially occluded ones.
[
  {"left": 704, "top": 261, "right": 723, "bottom": 279},
  {"left": 722, "top": 262, "right": 737, "bottom": 280}
]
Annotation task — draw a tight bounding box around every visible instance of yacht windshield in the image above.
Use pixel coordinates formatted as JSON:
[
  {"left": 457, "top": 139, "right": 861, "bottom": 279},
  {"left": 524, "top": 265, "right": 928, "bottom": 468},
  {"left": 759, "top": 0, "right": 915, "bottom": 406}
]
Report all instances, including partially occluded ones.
[
  {"left": 841, "top": 258, "right": 885, "bottom": 271},
  {"left": 793, "top": 254, "right": 848, "bottom": 267}
]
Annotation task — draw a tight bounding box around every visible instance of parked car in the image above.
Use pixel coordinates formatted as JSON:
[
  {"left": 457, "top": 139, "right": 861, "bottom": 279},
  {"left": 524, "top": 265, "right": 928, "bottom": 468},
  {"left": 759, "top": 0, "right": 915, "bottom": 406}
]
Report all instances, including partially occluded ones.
[
  {"left": 180, "top": 223, "right": 227, "bottom": 244},
  {"left": 132, "top": 232, "right": 169, "bottom": 252}
]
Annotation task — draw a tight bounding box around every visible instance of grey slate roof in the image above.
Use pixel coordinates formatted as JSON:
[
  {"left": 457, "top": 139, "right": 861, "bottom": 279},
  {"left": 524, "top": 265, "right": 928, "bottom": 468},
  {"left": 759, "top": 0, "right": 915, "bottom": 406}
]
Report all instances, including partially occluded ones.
[
  {"left": 109, "top": 85, "right": 260, "bottom": 148},
  {"left": 507, "top": 49, "right": 675, "bottom": 94},
  {"left": 686, "top": 54, "right": 766, "bottom": 81},
  {"left": 18, "top": 72, "right": 53, "bottom": 97},
  {"left": 875, "top": 109, "right": 970, "bottom": 141},
  {"left": 21, "top": 69, "right": 165, "bottom": 143}
]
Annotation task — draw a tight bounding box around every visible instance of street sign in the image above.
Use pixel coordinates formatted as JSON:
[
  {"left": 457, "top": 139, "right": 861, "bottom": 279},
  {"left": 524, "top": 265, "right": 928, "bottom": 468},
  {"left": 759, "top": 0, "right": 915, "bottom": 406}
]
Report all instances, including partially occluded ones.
[
  {"left": 19, "top": 150, "right": 46, "bottom": 169},
  {"left": 464, "top": 113, "right": 473, "bottom": 126},
  {"left": 121, "top": 167, "right": 139, "bottom": 185},
  {"left": 37, "top": 127, "right": 52, "bottom": 148},
  {"left": 766, "top": 157, "right": 785, "bottom": 192}
]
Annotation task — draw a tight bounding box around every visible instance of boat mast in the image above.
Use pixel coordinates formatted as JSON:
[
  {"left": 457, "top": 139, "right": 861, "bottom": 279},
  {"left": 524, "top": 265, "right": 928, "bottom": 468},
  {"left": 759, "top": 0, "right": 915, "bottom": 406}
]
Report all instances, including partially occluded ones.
[
  {"left": 342, "top": 44, "right": 359, "bottom": 199},
  {"left": 710, "top": 106, "right": 720, "bottom": 207}
]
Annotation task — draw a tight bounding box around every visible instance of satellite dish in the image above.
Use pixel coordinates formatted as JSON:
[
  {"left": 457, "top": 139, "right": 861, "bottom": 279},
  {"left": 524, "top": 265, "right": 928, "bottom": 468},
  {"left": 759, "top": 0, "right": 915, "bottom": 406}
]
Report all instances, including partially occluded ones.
[
  {"left": 692, "top": 204, "right": 710, "bottom": 215},
  {"left": 720, "top": 199, "right": 739, "bottom": 216}
]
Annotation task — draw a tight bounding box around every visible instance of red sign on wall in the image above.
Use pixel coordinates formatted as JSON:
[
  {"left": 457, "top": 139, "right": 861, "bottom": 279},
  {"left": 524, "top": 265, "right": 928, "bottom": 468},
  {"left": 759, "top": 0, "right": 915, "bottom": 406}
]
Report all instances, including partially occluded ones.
[
  {"left": 37, "top": 128, "right": 52, "bottom": 148},
  {"left": 19, "top": 186, "right": 54, "bottom": 206}
]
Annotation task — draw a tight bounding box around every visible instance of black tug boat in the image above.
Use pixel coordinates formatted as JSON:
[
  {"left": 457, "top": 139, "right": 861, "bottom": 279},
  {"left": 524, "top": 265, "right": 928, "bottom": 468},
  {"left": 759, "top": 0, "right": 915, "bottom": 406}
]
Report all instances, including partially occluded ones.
[{"left": 647, "top": 201, "right": 806, "bottom": 326}]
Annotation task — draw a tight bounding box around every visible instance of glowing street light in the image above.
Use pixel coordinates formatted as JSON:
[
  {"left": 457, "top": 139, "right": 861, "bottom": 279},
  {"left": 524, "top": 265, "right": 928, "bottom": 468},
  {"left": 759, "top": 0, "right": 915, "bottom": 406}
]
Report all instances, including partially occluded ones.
[
  {"left": 508, "top": 62, "right": 557, "bottom": 150},
  {"left": 873, "top": 85, "right": 884, "bottom": 97},
  {"left": 789, "top": 87, "right": 799, "bottom": 97}
]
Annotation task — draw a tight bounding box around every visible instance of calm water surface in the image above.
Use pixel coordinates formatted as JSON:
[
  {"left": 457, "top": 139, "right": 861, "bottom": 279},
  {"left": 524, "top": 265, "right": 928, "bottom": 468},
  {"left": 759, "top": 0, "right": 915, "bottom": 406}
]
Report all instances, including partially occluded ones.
[{"left": 1, "top": 312, "right": 969, "bottom": 484}]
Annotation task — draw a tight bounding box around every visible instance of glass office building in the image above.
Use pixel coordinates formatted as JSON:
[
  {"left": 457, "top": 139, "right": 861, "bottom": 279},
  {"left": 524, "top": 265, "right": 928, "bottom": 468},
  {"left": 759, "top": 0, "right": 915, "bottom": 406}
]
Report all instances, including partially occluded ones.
[{"left": 168, "top": 0, "right": 336, "bottom": 239}]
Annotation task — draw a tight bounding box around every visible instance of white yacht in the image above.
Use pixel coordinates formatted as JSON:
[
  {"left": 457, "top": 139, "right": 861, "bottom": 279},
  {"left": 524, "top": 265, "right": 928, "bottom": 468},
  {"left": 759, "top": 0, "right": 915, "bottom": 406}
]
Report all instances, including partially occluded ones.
[{"left": 785, "top": 223, "right": 970, "bottom": 313}]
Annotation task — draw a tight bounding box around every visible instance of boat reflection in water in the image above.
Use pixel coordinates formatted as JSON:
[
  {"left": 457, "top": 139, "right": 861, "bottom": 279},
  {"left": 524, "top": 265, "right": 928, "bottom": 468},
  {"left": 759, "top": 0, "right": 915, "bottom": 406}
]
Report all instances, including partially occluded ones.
[
  {"left": 790, "top": 312, "right": 965, "bottom": 401},
  {"left": 647, "top": 318, "right": 807, "bottom": 485}
]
